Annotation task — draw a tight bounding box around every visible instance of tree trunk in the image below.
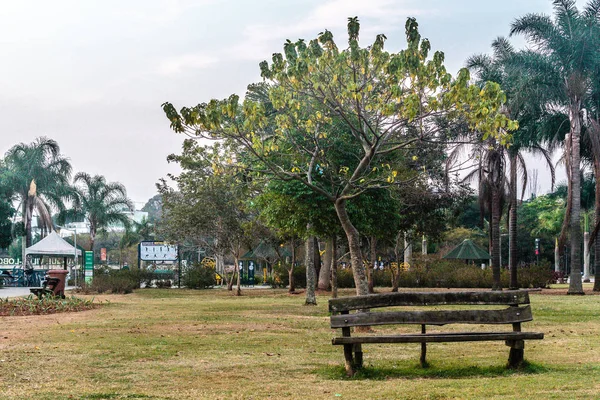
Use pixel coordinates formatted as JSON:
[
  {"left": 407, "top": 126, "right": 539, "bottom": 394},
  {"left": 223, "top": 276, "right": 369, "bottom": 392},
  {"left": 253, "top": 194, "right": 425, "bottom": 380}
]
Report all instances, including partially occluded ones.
[
  {"left": 491, "top": 188, "right": 502, "bottom": 291},
  {"left": 558, "top": 152, "right": 572, "bottom": 273},
  {"left": 288, "top": 240, "right": 296, "bottom": 293},
  {"left": 568, "top": 104, "right": 584, "bottom": 295},
  {"left": 368, "top": 236, "right": 376, "bottom": 293},
  {"left": 313, "top": 237, "right": 321, "bottom": 288},
  {"left": 25, "top": 198, "right": 34, "bottom": 247},
  {"left": 318, "top": 237, "right": 332, "bottom": 291},
  {"left": 304, "top": 234, "right": 317, "bottom": 305},
  {"left": 90, "top": 226, "right": 96, "bottom": 253},
  {"left": 330, "top": 235, "right": 338, "bottom": 298},
  {"left": 234, "top": 258, "right": 241, "bottom": 296},
  {"left": 594, "top": 158, "right": 600, "bottom": 291},
  {"left": 334, "top": 199, "right": 368, "bottom": 296},
  {"left": 509, "top": 152, "right": 518, "bottom": 289},
  {"left": 391, "top": 233, "right": 402, "bottom": 292}
]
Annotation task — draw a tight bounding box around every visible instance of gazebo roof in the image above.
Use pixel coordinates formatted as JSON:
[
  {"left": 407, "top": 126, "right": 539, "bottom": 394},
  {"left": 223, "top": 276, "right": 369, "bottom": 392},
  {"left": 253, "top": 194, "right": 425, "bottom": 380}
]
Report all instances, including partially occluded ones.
[
  {"left": 241, "top": 241, "right": 292, "bottom": 261},
  {"left": 443, "top": 239, "right": 490, "bottom": 260},
  {"left": 25, "top": 232, "right": 82, "bottom": 257}
]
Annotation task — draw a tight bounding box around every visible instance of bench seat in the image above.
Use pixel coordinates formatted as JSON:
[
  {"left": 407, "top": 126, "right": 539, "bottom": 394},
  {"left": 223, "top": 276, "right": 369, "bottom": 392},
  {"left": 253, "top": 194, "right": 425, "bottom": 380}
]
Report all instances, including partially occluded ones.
[{"left": 333, "top": 331, "right": 543, "bottom": 345}]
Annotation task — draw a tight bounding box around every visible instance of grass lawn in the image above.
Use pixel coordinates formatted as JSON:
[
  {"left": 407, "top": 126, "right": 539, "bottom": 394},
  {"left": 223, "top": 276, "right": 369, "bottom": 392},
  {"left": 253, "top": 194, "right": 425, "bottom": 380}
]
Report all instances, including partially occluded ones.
[{"left": 1, "top": 286, "right": 599, "bottom": 400}]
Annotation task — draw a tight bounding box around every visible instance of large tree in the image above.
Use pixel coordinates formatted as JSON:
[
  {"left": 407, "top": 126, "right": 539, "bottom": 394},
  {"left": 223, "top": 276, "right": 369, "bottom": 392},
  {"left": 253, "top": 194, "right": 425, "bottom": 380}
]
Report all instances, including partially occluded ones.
[
  {"left": 3, "top": 137, "right": 72, "bottom": 264},
  {"left": 510, "top": 0, "right": 600, "bottom": 294},
  {"left": 163, "top": 17, "right": 514, "bottom": 296},
  {"left": 65, "top": 173, "right": 133, "bottom": 251},
  {"left": 466, "top": 37, "right": 555, "bottom": 289}
]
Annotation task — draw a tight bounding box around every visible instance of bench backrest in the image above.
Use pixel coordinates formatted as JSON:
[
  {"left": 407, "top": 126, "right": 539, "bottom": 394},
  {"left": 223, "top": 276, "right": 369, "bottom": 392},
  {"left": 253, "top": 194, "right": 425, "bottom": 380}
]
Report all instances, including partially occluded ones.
[{"left": 329, "top": 290, "right": 533, "bottom": 329}]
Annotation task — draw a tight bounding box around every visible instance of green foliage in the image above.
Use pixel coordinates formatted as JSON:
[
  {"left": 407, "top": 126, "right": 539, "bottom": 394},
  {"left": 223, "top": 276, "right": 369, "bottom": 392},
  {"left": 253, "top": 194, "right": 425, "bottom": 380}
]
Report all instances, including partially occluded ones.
[
  {"left": 158, "top": 141, "right": 254, "bottom": 271},
  {"left": 60, "top": 172, "right": 133, "bottom": 250},
  {"left": 182, "top": 263, "right": 216, "bottom": 289},
  {"left": 85, "top": 267, "right": 142, "bottom": 294},
  {"left": 333, "top": 260, "right": 552, "bottom": 289},
  {"left": 3, "top": 137, "right": 73, "bottom": 246},
  {"left": 271, "top": 263, "right": 306, "bottom": 288},
  {"left": 0, "top": 295, "right": 97, "bottom": 316},
  {"left": 0, "top": 161, "right": 15, "bottom": 249}
]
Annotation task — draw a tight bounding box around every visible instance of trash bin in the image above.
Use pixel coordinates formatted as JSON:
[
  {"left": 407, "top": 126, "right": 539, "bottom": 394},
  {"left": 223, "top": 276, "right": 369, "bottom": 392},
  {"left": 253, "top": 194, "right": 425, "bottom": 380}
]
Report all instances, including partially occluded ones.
[{"left": 46, "top": 269, "right": 69, "bottom": 298}]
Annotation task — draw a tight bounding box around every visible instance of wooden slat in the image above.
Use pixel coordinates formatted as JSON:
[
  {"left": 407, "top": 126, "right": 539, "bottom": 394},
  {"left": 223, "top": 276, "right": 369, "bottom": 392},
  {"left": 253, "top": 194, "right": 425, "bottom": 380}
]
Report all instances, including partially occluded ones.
[
  {"left": 329, "top": 291, "right": 530, "bottom": 313},
  {"left": 330, "top": 305, "right": 533, "bottom": 328},
  {"left": 332, "top": 331, "right": 544, "bottom": 345}
]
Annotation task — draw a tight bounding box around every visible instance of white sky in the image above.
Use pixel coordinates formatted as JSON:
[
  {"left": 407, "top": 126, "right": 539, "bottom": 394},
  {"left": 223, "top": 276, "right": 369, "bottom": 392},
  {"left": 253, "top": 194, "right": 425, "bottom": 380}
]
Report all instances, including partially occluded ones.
[{"left": 0, "top": 0, "right": 574, "bottom": 204}]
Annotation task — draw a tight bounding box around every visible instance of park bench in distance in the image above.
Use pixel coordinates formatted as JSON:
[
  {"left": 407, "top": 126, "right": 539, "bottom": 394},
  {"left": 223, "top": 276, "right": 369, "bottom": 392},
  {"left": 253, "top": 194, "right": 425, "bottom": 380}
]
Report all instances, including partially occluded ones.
[
  {"left": 329, "top": 290, "right": 544, "bottom": 376},
  {"left": 30, "top": 277, "right": 61, "bottom": 299}
]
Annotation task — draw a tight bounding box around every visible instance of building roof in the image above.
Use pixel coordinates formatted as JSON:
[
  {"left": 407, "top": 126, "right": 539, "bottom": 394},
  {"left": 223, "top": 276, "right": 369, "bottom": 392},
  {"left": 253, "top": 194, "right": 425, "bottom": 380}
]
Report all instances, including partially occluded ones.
[{"left": 442, "top": 239, "right": 491, "bottom": 260}]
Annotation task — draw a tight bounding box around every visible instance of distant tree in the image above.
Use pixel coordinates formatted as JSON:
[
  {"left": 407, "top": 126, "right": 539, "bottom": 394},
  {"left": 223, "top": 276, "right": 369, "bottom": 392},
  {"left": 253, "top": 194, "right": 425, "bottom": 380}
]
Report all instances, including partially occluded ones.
[
  {"left": 0, "top": 162, "right": 15, "bottom": 249},
  {"left": 3, "top": 137, "right": 72, "bottom": 264},
  {"left": 158, "top": 140, "right": 255, "bottom": 296},
  {"left": 510, "top": 0, "right": 600, "bottom": 294},
  {"left": 467, "top": 37, "right": 555, "bottom": 289},
  {"left": 63, "top": 173, "right": 133, "bottom": 251},
  {"left": 141, "top": 194, "right": 163, "bottom": 223}
]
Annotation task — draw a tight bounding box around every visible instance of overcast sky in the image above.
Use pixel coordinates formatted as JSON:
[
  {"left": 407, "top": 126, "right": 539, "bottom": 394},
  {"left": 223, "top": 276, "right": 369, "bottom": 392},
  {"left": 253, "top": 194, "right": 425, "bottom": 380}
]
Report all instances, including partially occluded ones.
[{"left": 0, "top": 0, "right": 575, "bottom": 205}]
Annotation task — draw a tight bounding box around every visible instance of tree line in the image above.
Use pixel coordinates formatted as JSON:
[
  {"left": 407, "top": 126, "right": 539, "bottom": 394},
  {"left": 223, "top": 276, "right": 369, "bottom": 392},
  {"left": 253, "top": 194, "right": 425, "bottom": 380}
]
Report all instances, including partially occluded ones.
[{"left": 161, "top": 1, "right": 600, "bottom": 299}]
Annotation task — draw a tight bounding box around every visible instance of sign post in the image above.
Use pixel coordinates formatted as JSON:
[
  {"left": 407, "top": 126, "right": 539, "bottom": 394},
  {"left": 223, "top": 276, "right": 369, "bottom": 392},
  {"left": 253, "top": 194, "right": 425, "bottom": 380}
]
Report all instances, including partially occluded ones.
[{"left": 84, "top": 251, "right": 94, "bottom": 284}]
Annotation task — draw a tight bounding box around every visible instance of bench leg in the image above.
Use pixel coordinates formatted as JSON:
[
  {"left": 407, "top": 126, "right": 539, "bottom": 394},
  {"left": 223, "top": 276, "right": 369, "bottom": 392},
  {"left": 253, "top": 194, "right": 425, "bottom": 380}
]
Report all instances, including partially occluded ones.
[
  {"left": 420, "top": 324, "right": 428, "bottom": 367},
  {"left": 343, "top": 344, "right": 355, "bottom": 376},
  {"left": 353, "top": 344, "right": 363, "bottom": 369},
  {"left": 507, "top": 340, "right": 524, "bottom": 368}
]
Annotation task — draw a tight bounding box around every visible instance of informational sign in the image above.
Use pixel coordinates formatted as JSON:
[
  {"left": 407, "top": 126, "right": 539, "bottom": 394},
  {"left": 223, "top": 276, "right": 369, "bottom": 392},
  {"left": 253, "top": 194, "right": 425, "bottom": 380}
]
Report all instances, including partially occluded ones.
[
  {"left": 84, "top": 251, "right": 94, "bottom": 283},
  {"left": 100, "top": 248, "right": 107, "bottom": 261},
  {"left": 247, "top": 261, "right": 255, "bottom": 286},
  {"left": 238, "top": 261, "right": 245, "bottom": 285},
  {"left": 139, "top": 241, "right": 178, "bottom": 262}
]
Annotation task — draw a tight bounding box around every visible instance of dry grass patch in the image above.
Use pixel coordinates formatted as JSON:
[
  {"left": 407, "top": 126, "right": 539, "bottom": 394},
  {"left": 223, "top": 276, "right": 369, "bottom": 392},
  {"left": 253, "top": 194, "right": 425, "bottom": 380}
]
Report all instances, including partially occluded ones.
[{"left": 0, "top": 288, "right": 599, "bottom": 399}]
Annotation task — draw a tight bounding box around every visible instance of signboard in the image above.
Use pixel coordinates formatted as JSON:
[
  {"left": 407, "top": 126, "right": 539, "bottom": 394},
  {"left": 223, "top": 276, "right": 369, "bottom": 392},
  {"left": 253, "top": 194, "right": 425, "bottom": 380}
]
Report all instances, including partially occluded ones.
[
  {"left": 84, "top": 251, "right": 94, "bottom": 283},
  {"left": 139, "top": 241, "right": 178, "bottom": 262},
  {"left": 238, "top": 261, "right": 245, "bottom": 284},
  {"left": 100, "top": 248, "right": 107, "bottom": 261},
  {"left": 247, "top": 261, "right": 255, "bottom": 286}
]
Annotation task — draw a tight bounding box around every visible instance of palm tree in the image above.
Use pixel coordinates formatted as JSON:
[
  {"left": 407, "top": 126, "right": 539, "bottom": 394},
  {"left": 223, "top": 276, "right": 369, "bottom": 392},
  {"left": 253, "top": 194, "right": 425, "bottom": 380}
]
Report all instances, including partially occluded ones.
[
  {"left": 3, "top": 137, "right": 72, "bottom": 264},
  {"left": 510, "top": 0, "right": 600, "bottom": 294},
  {"left": 467, "top": 38, "right": 555, "bottom": 289},
  {"left": 67, "top": 173, "right": 133, "bottom": 251}
]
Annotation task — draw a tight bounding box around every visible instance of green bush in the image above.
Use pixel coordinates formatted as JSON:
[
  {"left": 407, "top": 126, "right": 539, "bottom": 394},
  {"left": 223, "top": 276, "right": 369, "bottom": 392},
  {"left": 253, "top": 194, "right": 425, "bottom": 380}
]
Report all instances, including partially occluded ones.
[
  {"left": 88, "top": 267, "right": 141, "bottom": 294},
  {"left": 271, "top": 264, "right": 306, "bottom": 288},
  {"left": 182, "top": 263, "right": 215, "bottom": 289},
  {"left": 332, "top": 259, "right": 552, "bottom": 289}
]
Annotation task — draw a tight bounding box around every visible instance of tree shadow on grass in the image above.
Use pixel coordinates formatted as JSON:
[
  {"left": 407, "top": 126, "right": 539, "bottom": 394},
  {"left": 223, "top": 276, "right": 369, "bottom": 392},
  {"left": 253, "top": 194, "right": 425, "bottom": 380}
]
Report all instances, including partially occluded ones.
[{"left": 316, "top": 360, "right": 549, "bottom": 380}]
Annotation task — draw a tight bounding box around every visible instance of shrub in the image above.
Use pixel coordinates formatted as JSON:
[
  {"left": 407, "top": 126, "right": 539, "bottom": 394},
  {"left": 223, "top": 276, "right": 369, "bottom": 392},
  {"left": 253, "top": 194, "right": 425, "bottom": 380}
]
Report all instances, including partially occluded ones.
[
  {"left": 332, "top": 259, "right": 553, "bottom": 290},
  {"left": 271, "top": 264, "right": 306, "bottom": 288},
  {"left": 182, "top": 263, "right": 215, "bottom": 289}
]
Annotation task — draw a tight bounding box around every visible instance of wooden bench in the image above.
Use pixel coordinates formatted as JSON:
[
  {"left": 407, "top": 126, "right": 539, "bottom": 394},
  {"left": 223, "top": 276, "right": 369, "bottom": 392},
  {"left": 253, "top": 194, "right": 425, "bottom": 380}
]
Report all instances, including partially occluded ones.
[
  {"left": 30, "top": 277, "right": 61, "bottom": 299},
  {"left": 329, "top": 290, "right": 544, "bottom": 376}
]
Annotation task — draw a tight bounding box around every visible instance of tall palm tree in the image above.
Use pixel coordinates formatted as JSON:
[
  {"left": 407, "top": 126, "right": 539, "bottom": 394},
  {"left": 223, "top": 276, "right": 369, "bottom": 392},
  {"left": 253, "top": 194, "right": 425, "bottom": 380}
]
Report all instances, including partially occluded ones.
[
  {"left": 448, "top": 136, "right": 508, "bottom": 290},
  {"left": 467, "top": 37, "right": 555, "bottom": 289},
  {"left": 510, "top": 0, "right": 600, "bottom": 294},
  {"left": 67, "top": 173, "right": 133, "bottom": 251},
  {"left": 3, "top": 137, "right": 72, "bottom": 264}
]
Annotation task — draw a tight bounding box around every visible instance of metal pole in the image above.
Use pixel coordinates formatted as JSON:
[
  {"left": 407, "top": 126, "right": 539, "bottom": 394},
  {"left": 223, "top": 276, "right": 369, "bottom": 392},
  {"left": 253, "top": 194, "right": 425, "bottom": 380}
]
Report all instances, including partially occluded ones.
[
  {"left": 74, "top": 228, "right": 78, "bottom": 286},
  {"left": 178, "top": 245, "right": 181, "bottom": 288}
]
